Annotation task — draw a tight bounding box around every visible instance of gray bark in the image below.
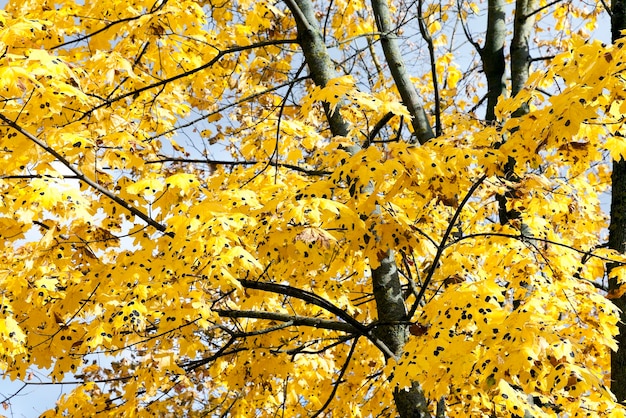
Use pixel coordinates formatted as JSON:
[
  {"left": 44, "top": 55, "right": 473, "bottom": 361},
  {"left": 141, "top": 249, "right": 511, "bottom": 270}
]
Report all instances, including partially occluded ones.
[
  {"left": 495, "top": 0, "right": 534, "bottom": 225},
  {"left": 393, "top": 381, "right": 431, "bottom": 418},
  {"left": 371, "top": 0, "right": 434, "bottom": 144},
  {"left": 286, "top": 0, "right": 350, "bottom": 137},
  {"left": 372, "top": 251, "right": 408, "bottom": 356},
  {"left": 373, "top": 251, "right": 431, "bottom": 418},
  {"left": 511, "top": 0, "right": 535, "bottom": 112},
  {"left": 610, "top": 0, "right": 626, "bottom": 403},
  {"left": 285, "top": 0, "right": 432, "bottom": 415},
  {"left": 481, "top": 0, "right": 506, "bottom": 122}
]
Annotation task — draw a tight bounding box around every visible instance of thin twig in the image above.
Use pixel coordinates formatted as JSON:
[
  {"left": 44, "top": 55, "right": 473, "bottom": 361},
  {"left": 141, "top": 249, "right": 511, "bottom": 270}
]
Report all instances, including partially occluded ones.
[
  {"left": 529, "top": 55, "right": 556, "bottom": 63},
  {"left": 244, "top": 61, "right": 308, "bottom": 186},
  {"left": 457, "top": 0, "right": 482, "bottom": 52},
  {"left": 410, "top": 174, "right": 487, "bottom": 317},
  {"left": 1, "top": 375, "right": 135, "bottom": 404},
  {"left": 310, "top": 337, "right": 359, "bottom": 418},
  {"left": 600, "top": 0, "right": 612, "bottom": 17},
  {"left": 523, "top": 0, "right": 565, "bottom": 20},
  {"left": 51, "top": 4, "right": 165, "bottom": 51},
  {"left": 366, "top": 112, "right": 394, "bottom": 147},
  {"left": 449, "top": 232, "right": 624, "bottom": 265},
  {"left": 0, "top": 114, "right": 170, "bottom": 236},
  {"left": 31, "top": 283, "right": 101, "bottom": 349},
  {"left": 150, "top": 76, "right": 308, "bottom": 141},
  {"left": 80, "top": 39, "right": 298, "bottom": 119},
  {"left": 418, "top": 0, "right": 442, "bottom": 136},
  {"left": 146, "top": 157, "right": 332, "bottom": 176}
]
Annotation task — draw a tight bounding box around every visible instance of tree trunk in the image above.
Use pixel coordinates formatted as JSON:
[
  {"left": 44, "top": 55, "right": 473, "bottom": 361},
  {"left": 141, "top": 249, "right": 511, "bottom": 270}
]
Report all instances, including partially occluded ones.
[
  {"left": 610, "top": 0, "right": 626, "bottom": 404},
  {"left": 610, "top": 158, "right": 626, "bottom": 402},
  {"left": 492, "top": 0, "right": 534, "bottom": 225},
  {"left": 481, "top": 0, "right": 506, "bottom": 122},
  {"left": 483, "top": 0, "right": 509, "bottom": 225},
  {"left": 371, "top": 0, "right": 434, "bottom": 144},
  {"left": 511, "top": 0, "right": 535, "bottom": 115},
  {"left": 285, "top": 1, "right": 431, "bottom": 415},
  {"left": 373, "top": 251, "right": 431, "bottom": 418},
  {"left": 368, "top": 0, "right": 439, "bottom": 414}
]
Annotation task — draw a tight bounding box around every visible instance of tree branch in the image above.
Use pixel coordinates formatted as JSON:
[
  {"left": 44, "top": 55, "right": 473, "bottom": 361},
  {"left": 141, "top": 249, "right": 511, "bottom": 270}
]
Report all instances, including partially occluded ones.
[
  {"left": 528, "top": 54, "right": 556, "bottom": 63},
  {"left": 417, "top": 0, "right": 442, "bottom": 137},
  {"left": 180, "top": 339, "right": 245, "bottom": 372},
  {"left": 310, "top": 337, "right": 358, "bottom": 418},
  {"left": 146, "top": 157, "right": 332, "bottom": 176},
  {"left": 213, "top": 309, "right": 357, "bottom": 333},
  {"left": 151, "top": 76, "right": 309, "bottom": 141},
  {"left": 81, "top": 39, "right": 298, "bottom": 120},
  {"left": 284, "top": 0, "right": 350, "bottom": 136},
  {"left": 457, "top": 0, "right": 482, "bottom": 53},
  {"left": 0, "top": 113, "right": 171, "bottom": 236},
  {"left": 51, "top": 0, "right": 169, "bottom": 50},
  {"left": 366, "top": 112, "right": 394, "bottom": 147},
  {"left": 452, "top": 232, "right": 625, "bottom": 266},
  {"left": 238, "top": 279, "right": 395, "bottom": 358},
  {"left": 371, "top": 0, "right": 434, "bottom": 144},
  {"left": 410, "top": 174, "right": 487, "bottom": 316},
  {"left": 523, "top": 0, "right": 564, "bottom": 20},
  {"left": 601, "top": 0, "right": 612, "bottom": 17}
]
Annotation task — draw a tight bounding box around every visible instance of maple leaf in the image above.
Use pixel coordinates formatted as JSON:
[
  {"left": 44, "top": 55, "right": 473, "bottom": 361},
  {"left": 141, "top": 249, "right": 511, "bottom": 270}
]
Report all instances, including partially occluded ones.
[{"left": 293, "top": 226, "right": 336, "bottom": 248}]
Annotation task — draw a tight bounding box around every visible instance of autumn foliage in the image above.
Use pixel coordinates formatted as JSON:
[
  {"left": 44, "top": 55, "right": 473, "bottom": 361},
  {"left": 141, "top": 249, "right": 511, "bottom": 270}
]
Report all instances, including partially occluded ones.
[{"left": 0, "top": 0, "right": 625, "bottom": 416}]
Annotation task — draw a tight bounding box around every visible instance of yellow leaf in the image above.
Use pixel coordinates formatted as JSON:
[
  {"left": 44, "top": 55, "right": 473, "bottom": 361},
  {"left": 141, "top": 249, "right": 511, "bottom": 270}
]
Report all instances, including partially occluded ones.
[
  {"left": 308, "top": 75, "right": 355, "bottom": 114},
  {"left": 165, "top": 173, "right": 199, "bottom": 193},
  {"left": 605, "top": 135, "right": 626, "bottom": 161},
  {"left": 126, "top": 178, "right": 165, "bottom": 196}
]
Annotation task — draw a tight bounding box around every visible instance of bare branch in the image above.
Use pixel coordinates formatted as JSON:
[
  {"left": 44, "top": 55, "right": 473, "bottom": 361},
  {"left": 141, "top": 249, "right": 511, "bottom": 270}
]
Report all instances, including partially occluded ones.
[
  {"left": 410, "top": 174, "right": 488, "bottom": 316},
  {"left": 239, "top": 279, "right": 395, "bottom": 358},
  {"left": 523, "top": 0, "right": 564, "bottom": 20},
  {"left": 81, "top": 39, "right": 298, "bottom": 120},
  {"left": 0, "top": 113, "right": 171, "bottom": 236},
  {"left": 213, "top": 309, "right": 357, "bottom": 333},
  {"left": 457, "top": 0, "right": 482, "bottom": 52},
  {"left": 146, "top": 157, "right": 332, "bottom": 176},
  {"left": 310, "top": 337, "right": 358, "bottom": 418},
  {"left": 417, "top": 0, "right": 442, "bottom": 136}
]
